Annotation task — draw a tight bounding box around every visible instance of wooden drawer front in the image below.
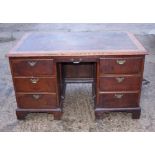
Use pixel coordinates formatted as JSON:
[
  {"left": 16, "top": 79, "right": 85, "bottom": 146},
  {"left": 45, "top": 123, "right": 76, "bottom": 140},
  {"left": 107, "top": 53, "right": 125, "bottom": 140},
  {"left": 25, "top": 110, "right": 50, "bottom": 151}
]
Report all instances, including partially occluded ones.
[
  {"left": 14, "top": 77, "right": 56, "bottom": 92},
  {"left": 98, "top": 93, "right": 139, "bottom": 108},
  {"left": 100, "top": 57, "right": 143, "bottom": 75},
  {"left": 99, "top": 76, "right": 141, "bottom": 91},
  {"left": 11, "top": 59, "right": 55, "bottom": 76},
  {"left": 17, "top": 93, "right": 58, "bottom": 109}
]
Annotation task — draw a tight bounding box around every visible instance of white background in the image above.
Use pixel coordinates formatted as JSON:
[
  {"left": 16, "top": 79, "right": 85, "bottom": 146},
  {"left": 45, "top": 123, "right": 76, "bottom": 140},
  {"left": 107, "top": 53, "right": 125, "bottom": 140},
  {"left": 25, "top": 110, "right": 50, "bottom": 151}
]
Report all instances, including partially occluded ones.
[
  {"left": 0, "top": 133, "right": 155, "bottom": 155},
  {"left": 0, "top": 0, "right": 154, "bottom": 22},
  {"left": 0, "top": 0, "right": 155, "bottom": 155}
]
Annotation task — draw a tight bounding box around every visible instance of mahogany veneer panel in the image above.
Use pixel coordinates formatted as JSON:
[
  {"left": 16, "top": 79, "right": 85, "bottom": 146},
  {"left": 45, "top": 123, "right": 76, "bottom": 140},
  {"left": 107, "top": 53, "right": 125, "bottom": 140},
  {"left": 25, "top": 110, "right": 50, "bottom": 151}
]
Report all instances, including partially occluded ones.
[
  {"left": 10, "top": 59, "right": 55, "bottom": 76},
  {"left": 99, "top": 57, "right": 143, "bottom": 75},
  {"left": 62, "top": 62, "right": 94, "bottom": 79},
  {"left": 98, "top": 92, "right": 139, "bottom": 108},
  {"left": 14, "top": 77, "right": 56, "bottom": 92},
  {"left": 16, "top": 93, "right": 58, "bottom": 109},
  {"left": 99, "top": 75, "right": 141, "bottom": 91}
]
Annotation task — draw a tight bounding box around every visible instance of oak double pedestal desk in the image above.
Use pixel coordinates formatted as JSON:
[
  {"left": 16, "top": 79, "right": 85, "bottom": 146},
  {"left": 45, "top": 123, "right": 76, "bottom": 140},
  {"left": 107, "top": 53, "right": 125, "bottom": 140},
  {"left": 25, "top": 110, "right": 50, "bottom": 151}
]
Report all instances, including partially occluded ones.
[{"left": 7, "top": 32, "right": 148, "bottom": 120}]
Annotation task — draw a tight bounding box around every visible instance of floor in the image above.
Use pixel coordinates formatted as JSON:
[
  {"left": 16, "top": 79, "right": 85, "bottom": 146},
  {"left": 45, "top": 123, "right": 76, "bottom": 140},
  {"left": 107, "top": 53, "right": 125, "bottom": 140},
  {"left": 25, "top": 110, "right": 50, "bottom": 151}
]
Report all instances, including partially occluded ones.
[{"left": 0, "top": 23, "right": 155, "bottom": 132}]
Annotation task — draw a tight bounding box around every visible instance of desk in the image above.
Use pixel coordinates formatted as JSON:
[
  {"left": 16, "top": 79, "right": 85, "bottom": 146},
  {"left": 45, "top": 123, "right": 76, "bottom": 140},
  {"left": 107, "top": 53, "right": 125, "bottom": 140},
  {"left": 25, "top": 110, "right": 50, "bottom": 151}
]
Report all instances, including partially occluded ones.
[{"left": 7, "top": 32, "right": 148, "bottom": 120}]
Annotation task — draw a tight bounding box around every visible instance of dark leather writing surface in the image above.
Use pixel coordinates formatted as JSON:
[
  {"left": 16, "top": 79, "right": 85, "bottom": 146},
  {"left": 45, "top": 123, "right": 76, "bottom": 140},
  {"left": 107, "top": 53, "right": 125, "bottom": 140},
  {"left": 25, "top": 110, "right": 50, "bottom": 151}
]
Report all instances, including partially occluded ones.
[{"left": 16, "top": 32, "right": 138, "bottom": 51}]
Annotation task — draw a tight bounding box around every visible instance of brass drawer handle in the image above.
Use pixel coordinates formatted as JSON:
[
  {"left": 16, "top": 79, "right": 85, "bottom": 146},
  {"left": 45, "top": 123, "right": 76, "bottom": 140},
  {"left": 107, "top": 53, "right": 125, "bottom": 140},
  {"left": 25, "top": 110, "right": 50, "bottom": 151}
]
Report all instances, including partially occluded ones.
[
  {"left": 30, "top": 78, "right": 39, "bottom": 84},
  {"left": 70, "top": 58, "right": 82, "bottom": 64},
  {"left": 114, "top": 94, "right": 124, "bottom": 99},
  {"left": 115, "top": 77, "right": 125, "bottom": 83},
  {"left": 32, "top": 94, "right": 40, "bottom": 100},
  {"left": 116, "top": 60, "right": 126, "bottom": 65},
  {"left": 28, "top": 61, "right": 37, "bottom": 67}
]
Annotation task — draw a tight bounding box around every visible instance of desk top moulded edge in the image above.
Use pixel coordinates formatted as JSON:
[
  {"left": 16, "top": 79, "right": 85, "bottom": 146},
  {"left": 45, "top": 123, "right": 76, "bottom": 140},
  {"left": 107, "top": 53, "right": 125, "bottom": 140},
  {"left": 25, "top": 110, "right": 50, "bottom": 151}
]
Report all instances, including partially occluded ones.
[{"left": 6, "top": 32, "right": 148, "bottom": 58}]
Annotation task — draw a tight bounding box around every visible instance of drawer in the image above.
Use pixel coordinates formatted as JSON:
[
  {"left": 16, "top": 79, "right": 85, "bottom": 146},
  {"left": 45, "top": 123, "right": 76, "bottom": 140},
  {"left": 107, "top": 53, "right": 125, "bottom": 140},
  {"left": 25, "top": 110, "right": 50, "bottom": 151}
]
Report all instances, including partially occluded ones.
[
  {"left": 55, "top": 57, "right": 97, "bottom": 62},
  {"left": 14, "top": 77, "right": 56, "bottom": 92},
  {"left": 98, "top": 92, "right": 139, "bottom": 108},
  {"left": 16, "top": 93, "right": 58, "bottom": 109},
  {"left": 99, "top": 57, "right": 143, "bottom": 75},
  {"left": 10, "top": 59, "right": 55, "bottom": 76},
  {"left": 99, "top": 75, "right": 141, "bottom": 91}
]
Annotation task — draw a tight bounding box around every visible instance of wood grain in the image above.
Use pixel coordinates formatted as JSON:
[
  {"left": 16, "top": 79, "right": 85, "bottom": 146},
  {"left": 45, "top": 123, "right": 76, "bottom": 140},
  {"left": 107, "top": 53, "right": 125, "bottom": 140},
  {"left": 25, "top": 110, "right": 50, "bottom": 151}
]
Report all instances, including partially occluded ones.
[{"left": 7, "top": 32, "right": 147, "bottom": 120}]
